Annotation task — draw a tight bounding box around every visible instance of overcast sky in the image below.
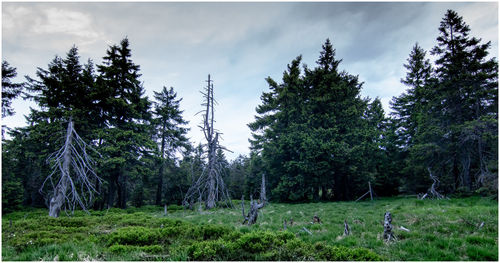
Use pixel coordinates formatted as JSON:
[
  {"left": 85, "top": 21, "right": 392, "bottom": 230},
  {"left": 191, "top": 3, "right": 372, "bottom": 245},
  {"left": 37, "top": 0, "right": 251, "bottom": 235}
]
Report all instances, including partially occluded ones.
[{"left": 2, "top": 2, "right": 498, "bottom": 160}]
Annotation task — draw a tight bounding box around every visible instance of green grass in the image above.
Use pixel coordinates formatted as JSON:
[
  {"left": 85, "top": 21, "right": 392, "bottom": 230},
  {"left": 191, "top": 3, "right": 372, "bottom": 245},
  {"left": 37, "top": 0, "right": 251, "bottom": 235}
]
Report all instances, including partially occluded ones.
[{"left": 2, "top": 196, "right": 497, "bottom": 261}]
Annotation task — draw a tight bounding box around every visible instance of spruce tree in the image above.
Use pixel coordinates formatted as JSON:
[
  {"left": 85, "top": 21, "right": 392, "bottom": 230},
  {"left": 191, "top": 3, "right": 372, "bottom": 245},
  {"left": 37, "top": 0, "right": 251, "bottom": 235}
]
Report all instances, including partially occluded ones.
[
  {"left": 429, "top": 10, "right": 498, "bottom": 192},
  {"left": 1, "top": 60, "right": 24, "bottom": 118},
  {"left": 390, "top": 43, "right": 434, "bottom": 193},
  {"left": 249, "top": 39, "right": 372, "bottom": 201},
  {"left": 152, "top": 86, "right": 189, "bottom": 205},
  {"left": 97, "top": 38, "right": 154, "bottom": 208}
]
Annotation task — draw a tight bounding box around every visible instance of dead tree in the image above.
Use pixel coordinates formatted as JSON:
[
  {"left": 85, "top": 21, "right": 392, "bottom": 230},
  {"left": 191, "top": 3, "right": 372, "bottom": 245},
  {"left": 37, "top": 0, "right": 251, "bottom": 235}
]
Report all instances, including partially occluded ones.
[
  {"left": 242, "top": 195, "right": 265, "bottom": 225},
  {"left": 423, "top": 167, "right": 445, "bottom": 199},
  {"left": 383, "top": 212, "right": 396, "bottom": 242},
  {"left": 241, "top": 173, "right": 267, "bottom": 225},
  {"left": 183, "top": 75, "right": 233, "bottom": 210},
  {"left": 40, "top": 119, "right": 102, "bottom": 218}
]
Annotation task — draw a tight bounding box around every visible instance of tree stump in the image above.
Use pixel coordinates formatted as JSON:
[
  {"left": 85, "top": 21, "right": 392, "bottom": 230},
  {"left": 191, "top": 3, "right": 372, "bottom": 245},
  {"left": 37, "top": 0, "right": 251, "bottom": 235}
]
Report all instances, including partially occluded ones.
[
  {"left": 383, "top": 212, "right": 396, "bottom": 242},
  {"left": 242, "top": 195, "right": 264, "bottom": 225},
  {"left": 344, "top": 220, "right": 350, "bottom": 236}
]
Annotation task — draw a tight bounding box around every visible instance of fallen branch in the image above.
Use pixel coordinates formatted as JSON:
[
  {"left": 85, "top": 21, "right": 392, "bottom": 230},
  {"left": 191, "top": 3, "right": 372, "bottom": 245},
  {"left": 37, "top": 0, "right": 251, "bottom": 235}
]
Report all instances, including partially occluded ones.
[
  {"left": 398, "top": 226, "right": 410, "bottom": 232},
  {"left": 302, "top": 227, "right": 312, "bottom": 235}
]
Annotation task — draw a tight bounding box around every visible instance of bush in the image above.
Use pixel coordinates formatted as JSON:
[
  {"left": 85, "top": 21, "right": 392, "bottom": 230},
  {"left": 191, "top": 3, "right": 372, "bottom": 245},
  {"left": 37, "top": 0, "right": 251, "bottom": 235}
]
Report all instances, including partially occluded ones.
[
  {"left": 187, "top": 239, "right": 233, "bottom": 260},
  {"left": 105, "top": 227, "right": 163, "bottom": 246}
]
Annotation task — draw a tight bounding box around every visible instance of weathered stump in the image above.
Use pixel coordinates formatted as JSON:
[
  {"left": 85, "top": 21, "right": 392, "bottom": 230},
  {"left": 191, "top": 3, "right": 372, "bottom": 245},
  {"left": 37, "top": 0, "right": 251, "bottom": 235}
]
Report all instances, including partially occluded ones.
[
  {"left": 383, "top": 212, "right": 396, "bottom": 242},
  {"left": 242, "top": 195, "right": 264, "bottom": 225},
  {"left": 344, "top": 220, "right": 350, "bottom": 236}
]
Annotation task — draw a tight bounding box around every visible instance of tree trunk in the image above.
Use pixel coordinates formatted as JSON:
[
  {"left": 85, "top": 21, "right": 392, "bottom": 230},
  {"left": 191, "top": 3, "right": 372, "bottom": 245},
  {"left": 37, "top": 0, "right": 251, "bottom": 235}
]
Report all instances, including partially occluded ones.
[
  {"left": 117, "top": 167, "right": 127, "bottom": 209},
  {"left": 156, "top": 120, "right": 167, "bottom": 205},
  {"left": 260, "top": 173, "right": 267, "bottom": 204},
  {"left": 48, "top": 120, "right": 73, "bottom": 218},
  {"left": 107, "top": 175, "right": 117, "bottom": 208},
  {"left": 156, "top": 161, "right": 164, "bottom": 205}
]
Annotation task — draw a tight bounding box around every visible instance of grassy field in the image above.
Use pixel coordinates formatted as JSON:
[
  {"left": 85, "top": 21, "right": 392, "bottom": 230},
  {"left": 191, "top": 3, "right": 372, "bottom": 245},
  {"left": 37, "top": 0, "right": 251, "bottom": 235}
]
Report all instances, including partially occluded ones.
[{"left": 2, "top": 196, "right": 498, "bottom": 261}]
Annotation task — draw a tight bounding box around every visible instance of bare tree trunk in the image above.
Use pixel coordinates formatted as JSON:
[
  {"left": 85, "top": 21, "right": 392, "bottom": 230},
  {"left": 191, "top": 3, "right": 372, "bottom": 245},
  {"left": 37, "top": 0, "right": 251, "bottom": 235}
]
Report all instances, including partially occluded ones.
[
  {"left": 427, "top": 167, "right": 444, "bottom": 199},
  {"left": 48, "top": 120, "right": 74, "bottom": 218}
]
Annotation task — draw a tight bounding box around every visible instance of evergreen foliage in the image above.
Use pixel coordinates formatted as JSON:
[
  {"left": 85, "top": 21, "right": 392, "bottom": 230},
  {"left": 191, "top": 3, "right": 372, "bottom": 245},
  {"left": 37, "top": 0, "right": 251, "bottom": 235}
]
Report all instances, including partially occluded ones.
[
  {"left": 1, "top": 60, "right": 24, "bottom": 118},
  {"left": 2, "top": 9, "right": 497, "bottom": 213},
  {"left": 249, "top": 39, "right": 382, "bottom": 202},
  {"left": 151, "top": 86, "right": 189, "bottom": 205},
  {"left": 391, "top": 10, "right": 498, "bottom": 196}
]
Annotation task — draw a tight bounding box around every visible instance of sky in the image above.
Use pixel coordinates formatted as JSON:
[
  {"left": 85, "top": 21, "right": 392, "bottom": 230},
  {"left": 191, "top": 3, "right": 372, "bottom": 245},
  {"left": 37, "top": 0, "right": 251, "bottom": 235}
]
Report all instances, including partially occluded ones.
[{"left": 2, "top": 1, "right": 498, "bottom": 160}]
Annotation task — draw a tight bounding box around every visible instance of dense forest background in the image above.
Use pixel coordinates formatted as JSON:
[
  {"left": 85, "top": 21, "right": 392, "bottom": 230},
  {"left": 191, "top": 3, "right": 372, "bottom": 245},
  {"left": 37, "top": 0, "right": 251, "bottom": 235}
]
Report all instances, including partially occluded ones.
[{"left": 2, "top": 10, "right": 498, "bottom": 213}]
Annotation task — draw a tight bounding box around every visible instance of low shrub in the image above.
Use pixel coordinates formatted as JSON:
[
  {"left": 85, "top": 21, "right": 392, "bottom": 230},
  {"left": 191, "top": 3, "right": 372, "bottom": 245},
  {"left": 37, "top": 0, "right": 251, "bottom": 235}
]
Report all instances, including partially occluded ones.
[
  {"left": 186, "top": 239, "right": 233, "bottom": 260},
  {"left": 184, "top": 229, "right": 382, "bottom": 261},
  {"left": 105, "top": 227, "right": 163, "bottom": 246}
]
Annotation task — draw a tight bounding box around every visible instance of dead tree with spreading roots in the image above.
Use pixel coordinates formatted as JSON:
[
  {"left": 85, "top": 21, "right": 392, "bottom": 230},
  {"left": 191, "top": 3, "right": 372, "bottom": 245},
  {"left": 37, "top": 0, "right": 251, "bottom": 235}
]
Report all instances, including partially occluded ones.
[
  {"left": 40, "top": 119, "right": 102, "bottom": 218},
  {"left": 183, "top": 74, "right": 233, "bottom": 210}
]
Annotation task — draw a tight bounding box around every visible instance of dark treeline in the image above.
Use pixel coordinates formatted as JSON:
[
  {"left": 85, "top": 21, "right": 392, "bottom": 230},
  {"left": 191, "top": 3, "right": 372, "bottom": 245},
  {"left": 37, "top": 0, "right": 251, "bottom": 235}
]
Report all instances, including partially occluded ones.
[{"left": 2, "top": 10, "right": 497, "bottom": 213}]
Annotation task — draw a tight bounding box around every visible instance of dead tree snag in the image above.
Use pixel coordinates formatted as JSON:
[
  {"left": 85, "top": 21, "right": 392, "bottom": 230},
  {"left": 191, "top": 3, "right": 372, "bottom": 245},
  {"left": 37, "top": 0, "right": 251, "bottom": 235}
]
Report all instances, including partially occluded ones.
[
  {"left": 40, "top": 119, "right": 102, "bottom": 218},
  {"left": 423, "top": 167, "right": 445, "bottom": 199},
  {"left": 242, "top": 195, "right": 265, "bottom": 225},
  {"left": 183, "top": 75, "right": 233, "bottom": 210}
]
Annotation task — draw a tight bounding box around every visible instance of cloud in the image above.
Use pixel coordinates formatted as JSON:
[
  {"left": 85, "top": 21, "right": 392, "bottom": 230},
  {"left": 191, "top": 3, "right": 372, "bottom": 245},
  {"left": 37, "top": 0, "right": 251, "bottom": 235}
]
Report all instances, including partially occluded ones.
[
  {"left": 2, "top": 2, "right": 498, "bottom": 160},
  {"left": 32, "top": 8, "right": 99, "bottom": 39}
]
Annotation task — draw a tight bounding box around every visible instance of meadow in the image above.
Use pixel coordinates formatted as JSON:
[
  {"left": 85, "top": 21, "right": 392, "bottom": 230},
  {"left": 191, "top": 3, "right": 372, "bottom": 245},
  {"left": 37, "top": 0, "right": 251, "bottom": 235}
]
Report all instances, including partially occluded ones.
[{"left": 2, "top": 196, "right": 497, "bottom": 261}]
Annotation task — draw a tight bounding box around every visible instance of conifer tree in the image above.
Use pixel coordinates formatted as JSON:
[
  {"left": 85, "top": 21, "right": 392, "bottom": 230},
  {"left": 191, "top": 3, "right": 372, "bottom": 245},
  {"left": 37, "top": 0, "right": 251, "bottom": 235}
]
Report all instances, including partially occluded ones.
[
  {"left": 429, "top": 10, "right": 498, "bottom": 192},
  {"left": 1, "top": 60, "right": 24, "bottom": 118},
  {"left": 249, "top": 39, "right": 371, "bottom": 201},
  {"left": 97, "top": 38, "right": 154, "bottom": 208},
  {"left": 152, "top": 86, "right": 189, "bottom": 205}
]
